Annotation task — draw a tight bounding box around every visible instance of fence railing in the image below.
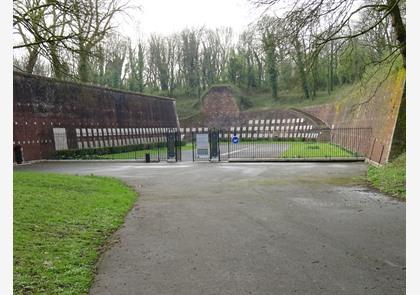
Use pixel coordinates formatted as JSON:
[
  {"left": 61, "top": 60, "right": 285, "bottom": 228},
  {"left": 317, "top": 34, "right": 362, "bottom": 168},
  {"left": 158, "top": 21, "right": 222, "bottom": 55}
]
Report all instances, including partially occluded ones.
[
  {"left": 52, "top": 131, "right": 182, "bottom": 161},
  {"left": 183, "top": 127, "right": 370, "bottom": 161},
  {"left": 50, "top": 127, "right": 373, "bottom": 162}
]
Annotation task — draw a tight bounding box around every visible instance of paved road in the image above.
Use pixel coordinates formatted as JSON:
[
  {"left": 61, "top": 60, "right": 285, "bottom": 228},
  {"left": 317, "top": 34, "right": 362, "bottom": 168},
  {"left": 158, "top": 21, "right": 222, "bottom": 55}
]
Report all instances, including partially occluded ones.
[
  {"left": 219, "top": 142, "right": 290, "bottom": 160},
  {"left": 16, "top": 162, "right": 405, "bottom": 295},
  {"left": 185, "top": 143, "right": 290, "bottom": 161}
]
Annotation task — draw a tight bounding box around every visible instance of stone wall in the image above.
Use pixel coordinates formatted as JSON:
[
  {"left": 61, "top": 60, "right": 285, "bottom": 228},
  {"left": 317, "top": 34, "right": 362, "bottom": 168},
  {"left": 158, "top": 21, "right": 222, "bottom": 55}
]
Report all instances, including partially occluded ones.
[
  {"left": 13, "top": 72, "right": 179, "bottom": 161},
  {"left": 299, "top": 69, "right": 405, "bottom": 164}
]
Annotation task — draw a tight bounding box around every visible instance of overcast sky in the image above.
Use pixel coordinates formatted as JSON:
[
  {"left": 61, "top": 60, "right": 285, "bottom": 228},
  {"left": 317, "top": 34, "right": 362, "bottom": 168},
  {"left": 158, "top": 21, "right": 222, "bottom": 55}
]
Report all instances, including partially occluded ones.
[{"left": 117, "top": 0, "right": 263, "bottom": 40}]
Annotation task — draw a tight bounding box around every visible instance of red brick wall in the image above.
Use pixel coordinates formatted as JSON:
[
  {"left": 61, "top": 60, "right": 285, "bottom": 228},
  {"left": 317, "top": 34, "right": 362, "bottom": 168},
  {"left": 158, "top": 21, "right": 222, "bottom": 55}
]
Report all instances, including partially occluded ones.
[
  {"left": 299, "top": 70, "right": 405, "bottom": 164},
  {"left": 180, "top": 86, "right": 324, "bottom": 129},
  {"left": 13, "top": 72, "right": 179, "bottom": 161},
  {"left": 200, "top": 86, "right": 240, "bottom": 128},
  {"left": 180, "top": 71, "right": 405, "bottom": 164}
]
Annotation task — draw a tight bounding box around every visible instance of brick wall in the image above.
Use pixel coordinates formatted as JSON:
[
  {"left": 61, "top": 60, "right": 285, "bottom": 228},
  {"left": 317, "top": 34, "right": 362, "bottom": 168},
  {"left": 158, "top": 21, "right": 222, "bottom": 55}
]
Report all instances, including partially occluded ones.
[
  {"left": 299, "top": 69, "right": 405, "bottom": 164},
  {"left": 180, "top": 71, "right": 405, "bottom": 164},
  {"left": 200, "top": 86, "right": 240, "bottom": 128},
  {"left": 180, "top": 86, "right": 324, "bottom": 129},
  {"left": 13, "top": 72, "right": 179, "bottom": 161}
]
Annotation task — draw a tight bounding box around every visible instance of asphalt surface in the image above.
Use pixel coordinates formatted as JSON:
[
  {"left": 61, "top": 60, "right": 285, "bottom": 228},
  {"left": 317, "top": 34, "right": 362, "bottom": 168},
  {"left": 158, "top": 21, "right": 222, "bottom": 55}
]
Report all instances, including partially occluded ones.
[
  {"left": 15, "top": 161, "right": 405, "bottom": 295},
  {"left": 219, "top": 142, "right": 290, "bottom": 160},
  {"left": 186, "top": 143, "right": 290, "bottom": 161}
]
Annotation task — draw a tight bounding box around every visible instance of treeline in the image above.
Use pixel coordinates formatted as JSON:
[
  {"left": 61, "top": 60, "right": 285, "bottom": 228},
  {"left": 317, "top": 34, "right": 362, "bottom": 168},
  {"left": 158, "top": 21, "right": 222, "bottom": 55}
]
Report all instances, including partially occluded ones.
[{"left": 14, "top": 0, "right": 405, "bottom": 100}]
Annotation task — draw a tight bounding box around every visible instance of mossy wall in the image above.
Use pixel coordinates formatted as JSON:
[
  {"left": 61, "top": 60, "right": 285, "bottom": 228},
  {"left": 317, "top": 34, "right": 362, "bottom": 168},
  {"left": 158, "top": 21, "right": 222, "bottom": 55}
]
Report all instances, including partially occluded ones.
[{"left": 301, "top": 69, "right": 405, "bottom": 164}]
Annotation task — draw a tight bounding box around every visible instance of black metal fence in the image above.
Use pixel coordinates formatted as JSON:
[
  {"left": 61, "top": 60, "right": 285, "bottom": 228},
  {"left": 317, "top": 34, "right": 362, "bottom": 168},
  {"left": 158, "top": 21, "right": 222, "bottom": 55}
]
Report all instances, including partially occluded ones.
[
  {"left": 186, "top": 127, "right": 372, "bottom": 161},
  {"left": 50, "top": 127, "right": 372, "bottom": 162},
  {"left": 220, "top": 127, "right": 372, "bottom": 161},
  {"left": 52, "top": 131, "right": 183, "bottom": 161}
]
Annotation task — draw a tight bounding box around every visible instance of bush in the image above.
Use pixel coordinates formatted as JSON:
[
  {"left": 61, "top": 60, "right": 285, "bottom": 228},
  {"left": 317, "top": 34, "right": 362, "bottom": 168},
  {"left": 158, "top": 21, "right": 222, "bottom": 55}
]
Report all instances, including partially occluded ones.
[{"left": 367, "top": 153, "right": 406, "bottom": 199}]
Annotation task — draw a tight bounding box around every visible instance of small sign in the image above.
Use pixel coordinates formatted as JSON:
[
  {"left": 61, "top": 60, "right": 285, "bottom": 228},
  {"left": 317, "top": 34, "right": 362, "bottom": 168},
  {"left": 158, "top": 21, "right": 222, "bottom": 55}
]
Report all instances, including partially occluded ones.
[
  {"left": 196, "top": 133, "right": 209, "bottom": 159},
  {"left": 232, "top": 135, "right": 239, "bottom": 144}
]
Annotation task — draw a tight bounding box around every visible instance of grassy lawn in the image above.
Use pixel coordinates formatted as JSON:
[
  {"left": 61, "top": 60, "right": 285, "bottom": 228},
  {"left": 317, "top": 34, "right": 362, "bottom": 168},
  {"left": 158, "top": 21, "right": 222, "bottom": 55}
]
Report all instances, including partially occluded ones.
[
  {"left": 280, "top": 142, "right": 355, "bottom": 158},
  {"left": 14, "top": 172, "right": 138, "bottom": 294},
  {"left": 367, "top": 153, "right": 406, "bottom": 199},
  {"left": 221, "top": 140, "right": 356, "bottom": 158},
  {"left": 98, "top": 146, "right": 165, "bottom": 159},
  {"left": 98, "top": 143, "right": 193, "bottom": 159}
]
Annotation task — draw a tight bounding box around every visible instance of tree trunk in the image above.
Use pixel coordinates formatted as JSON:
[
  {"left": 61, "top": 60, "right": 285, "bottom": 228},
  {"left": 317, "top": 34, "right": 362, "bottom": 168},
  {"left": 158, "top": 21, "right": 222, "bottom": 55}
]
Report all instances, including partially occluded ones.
[
  {"left": 328, "top": 41, "right": 334, "bottom": 93},
  {"left": 78, "top": 49, "right": 90, "bottom": 82},
  {"left": 25, "top": 46, "right": 39, "bottom": 74},
  {"left": 294, "top": 38, "right": 310, "bottom": 99},
  {"left": 49, "top": 44, "right": 63, "bottom": 79},
  {"left": 387, "top": 0, "right": 406, "bottom": 68}
]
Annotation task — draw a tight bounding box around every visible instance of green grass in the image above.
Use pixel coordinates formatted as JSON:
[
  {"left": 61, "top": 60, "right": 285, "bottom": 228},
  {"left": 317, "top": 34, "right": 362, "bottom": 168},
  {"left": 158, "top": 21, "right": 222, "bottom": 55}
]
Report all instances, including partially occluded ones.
[
  {"left": 239, "top": 85, "right": 354, "bottom": 112},
  {"left": 14, "top": 172, "right": 138, "bottom": 294},
  {"left": 98, "top": 143, "right": 193, "bottom": 159},
  {"left": 280, "top": 142, "right": 355, "bottom": 158},
  {"left": 367, "top": 152, "right": 406, "bottom": 199},
  {"left": 174, "top": 95, "right": 201, "bottom": 119},
  {"left": 175, "top": 84, "right": 354, "bottom": 119},
  {"left": 96, "top": 141, "right": 355, "bottom": 159},
  {"left": 222, "top": 140, "right": 356, "bottom": 158},
  {"left": 98, "top": 146, "right": 165, "bottom": 159}
]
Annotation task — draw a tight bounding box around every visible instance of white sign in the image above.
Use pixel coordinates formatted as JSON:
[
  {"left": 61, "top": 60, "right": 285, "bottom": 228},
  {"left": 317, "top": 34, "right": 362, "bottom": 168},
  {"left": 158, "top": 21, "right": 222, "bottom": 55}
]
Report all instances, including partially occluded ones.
[
  {"left": 196, "top": 133, "right": 209, "bottom": 159},
  {"left": 53, "top": 128, "right": 68, "bottom": 150}
]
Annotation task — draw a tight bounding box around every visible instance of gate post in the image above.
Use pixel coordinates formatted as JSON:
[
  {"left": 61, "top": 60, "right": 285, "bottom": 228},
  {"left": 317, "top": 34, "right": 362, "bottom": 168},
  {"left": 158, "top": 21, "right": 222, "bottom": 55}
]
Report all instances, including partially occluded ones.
[
  {"left": 227, "top": 130, "right": 230, "bottom": 159},
  {"left": 192, "top": 132, "right": 195, "bottom": 162},
  {"left": 176, "top": 131, "right": 182, "bottom": 161},
  {"left": 218, "top": 131, "right": 221, "bottom": 162},
  {"left": 209, "top": 129, "right": 220, "bottom": 162},
  {"left": 166, "top": 132, "right": 176, "bottom": 162}
]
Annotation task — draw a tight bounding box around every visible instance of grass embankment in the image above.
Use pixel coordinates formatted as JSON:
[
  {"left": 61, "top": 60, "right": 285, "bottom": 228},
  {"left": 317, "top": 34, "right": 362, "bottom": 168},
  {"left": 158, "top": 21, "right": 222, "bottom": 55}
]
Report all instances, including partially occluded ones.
[
  {"left": 237, "top": 85, "right": 354, "bottom": 112},
  {"left": 367, "top": 153, "right": 406, "bottom": 199},
  {"left": 99, "top": 143, "right": 193, "bottom": 159},
  {"left": 175, "top": 84, "right": 354, "bottom": 119},
  {"left": 14, "top": 172, "right": 138, "bottom": 294}
]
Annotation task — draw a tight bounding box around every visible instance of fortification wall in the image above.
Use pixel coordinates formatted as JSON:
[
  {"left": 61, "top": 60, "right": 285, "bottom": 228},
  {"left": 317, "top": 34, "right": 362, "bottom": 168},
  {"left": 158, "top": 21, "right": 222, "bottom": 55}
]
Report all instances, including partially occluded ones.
[
  {"left": 299, "top": 69, "right": 405, "bottom": 164},
  {"left": 199, "top": 86, "right": 240, "bottom": 128},
  {"left": 13, "top": 72, "right": 179, "bottom": 161},
  {"left": 180, "top": 70, "right": 405, "bottom": 164},
  {"left": 180, "top": 86, "right": 323, "bottom": 129}
]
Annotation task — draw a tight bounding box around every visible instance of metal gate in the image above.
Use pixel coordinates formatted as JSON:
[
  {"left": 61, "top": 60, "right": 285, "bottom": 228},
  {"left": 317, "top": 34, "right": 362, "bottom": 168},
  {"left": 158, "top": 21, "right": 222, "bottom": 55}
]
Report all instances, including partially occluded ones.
[
  {"left": 52, "top": 129, "right": 183, "bottom": 162},
  {"left": 52, "top": 127, "right": 372, "bottom": 162},
  {"left": 166, "top": 132, "right": 182, "bottom": 161},
  {"left": 219, "top": 127, "right": 372, "bottom": 161},
  {"left": 188, "top": 127, "right": 371, "bottom": 162},
  {"left": 191, "top": 130, "right": 220, "bottom": 162}
]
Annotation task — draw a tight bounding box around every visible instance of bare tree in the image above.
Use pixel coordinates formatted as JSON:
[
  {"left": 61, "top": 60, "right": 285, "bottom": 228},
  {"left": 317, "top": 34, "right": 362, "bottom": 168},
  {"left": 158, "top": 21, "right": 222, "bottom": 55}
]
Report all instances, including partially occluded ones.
[
  {"left": 13, "top": 0, "right": 76, "bottom": 50},
  {"left": 14, "top": 0, "right": 53, "bottom": 73},
  {"left": 250, "top": 0, "right": 405, "bottom": 67},
  {"left": 14, "top": 0, "right": 129, "bottom": 82},
  {"left": 69, "top": 0, "right": 128, "bottom": 82}
]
